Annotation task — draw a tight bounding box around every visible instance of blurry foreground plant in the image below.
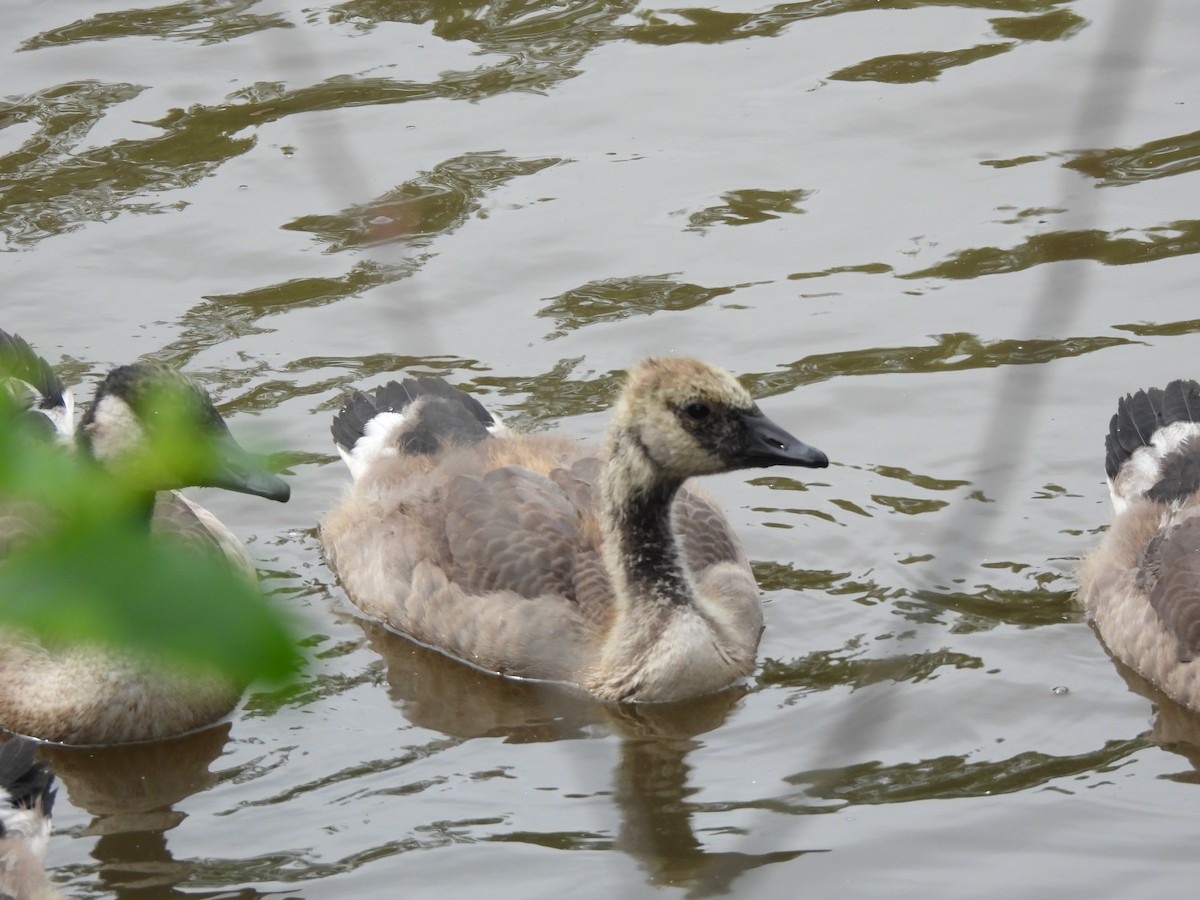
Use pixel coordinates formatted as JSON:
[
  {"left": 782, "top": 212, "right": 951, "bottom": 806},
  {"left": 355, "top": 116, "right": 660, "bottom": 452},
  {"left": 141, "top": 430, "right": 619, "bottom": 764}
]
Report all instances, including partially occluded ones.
[{"left": 0, "top": 385, "right": 299, "bottom": 685}]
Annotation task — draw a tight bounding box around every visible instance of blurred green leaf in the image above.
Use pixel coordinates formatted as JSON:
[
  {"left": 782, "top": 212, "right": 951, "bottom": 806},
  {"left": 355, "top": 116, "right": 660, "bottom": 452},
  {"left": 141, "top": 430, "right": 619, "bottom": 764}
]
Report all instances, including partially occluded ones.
[
  {"left": 0, "top": 521, "right": 297, "bottom": 682},
  {"left": 0, "top": 385, "right": 300, "bottom": 685}
]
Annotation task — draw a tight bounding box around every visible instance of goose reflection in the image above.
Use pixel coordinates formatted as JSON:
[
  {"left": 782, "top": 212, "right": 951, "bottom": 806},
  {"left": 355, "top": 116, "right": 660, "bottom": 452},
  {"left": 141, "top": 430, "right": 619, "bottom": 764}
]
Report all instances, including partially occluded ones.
[
  {"left": 1104, "top": 652, "right": 1200, "bottom": 779},
  {"left": 613, "top": 737, "right": 809, "bottom": 894},
  {"left": 36, "top": 726, "right": 230, "bottom": 897},
  {"left": 358, "top": 619, "right": 810, "bottom": 895}
]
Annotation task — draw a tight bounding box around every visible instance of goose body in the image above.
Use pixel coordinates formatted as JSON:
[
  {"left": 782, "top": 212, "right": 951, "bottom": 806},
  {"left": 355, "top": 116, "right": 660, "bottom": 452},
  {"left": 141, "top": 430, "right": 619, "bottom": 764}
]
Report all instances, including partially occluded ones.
[
  {"left": 322, "top": 358, "right": 828, "bottom": 702},
  {"left": 1079, "top": 379, "right": 1200, "bottom": 709},
  {"left": 0, "top": 331, "right": 290, "bottom": 744},
  {"left": 0, "top": 739, "right": 57, "bottom": 900}
]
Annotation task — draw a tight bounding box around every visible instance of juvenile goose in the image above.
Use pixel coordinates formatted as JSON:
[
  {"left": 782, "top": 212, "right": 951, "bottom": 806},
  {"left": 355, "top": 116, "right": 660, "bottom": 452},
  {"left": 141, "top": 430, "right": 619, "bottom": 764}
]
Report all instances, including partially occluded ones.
[
  {"left": 0, "top": 739, "right": 58, "bottom": 900},
  {"left": 1079, "top": 379, "right": 1200, "bottom": 710},
  {"left": 0, "top": 333, "right": 290, "bottom": 744},
  {"left": 322, "top": 358, "right": 828, "bottom": 702}
]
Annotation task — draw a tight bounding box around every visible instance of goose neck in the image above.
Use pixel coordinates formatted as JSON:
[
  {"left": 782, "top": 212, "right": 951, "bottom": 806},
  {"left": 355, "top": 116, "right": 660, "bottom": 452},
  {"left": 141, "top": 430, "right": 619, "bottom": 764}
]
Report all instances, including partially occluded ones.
[
  {"left": 601, "top": 428, "right": 691, "bottom": 608},
  {"left": 78, "top": 453, "right": 159, "bottom": 531}
]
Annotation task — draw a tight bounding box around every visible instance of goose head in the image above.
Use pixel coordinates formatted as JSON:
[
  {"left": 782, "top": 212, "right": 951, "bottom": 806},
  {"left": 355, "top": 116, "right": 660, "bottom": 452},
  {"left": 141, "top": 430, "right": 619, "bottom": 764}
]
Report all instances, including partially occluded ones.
[
  {"left": 611, "top": 358, "right": 828, "bottom": 482},
  {"left": 79, "top": 362, "right": 290, "bottom": 502}
]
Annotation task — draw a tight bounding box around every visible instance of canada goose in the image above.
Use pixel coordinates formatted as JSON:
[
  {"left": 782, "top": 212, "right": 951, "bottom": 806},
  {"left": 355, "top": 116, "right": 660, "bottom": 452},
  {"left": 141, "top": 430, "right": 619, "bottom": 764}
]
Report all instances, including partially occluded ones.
[
  {"left": 0, "top": 331, "right": 290, "bottom": 744},
  {"left": 322, "top": 358, "right": 829, "bottom": 702},
  {"left": 0, "top": 739, "right": 58, "bottom": 900},
  {"left": 77, "top": 361, "right": 291, "bottom": 580},
  {"left": 1078, "top": 379, "right": 1200, "bottom": 710},
  {"left": 0, "top": 331, "right": 72, "bottom": 446}
]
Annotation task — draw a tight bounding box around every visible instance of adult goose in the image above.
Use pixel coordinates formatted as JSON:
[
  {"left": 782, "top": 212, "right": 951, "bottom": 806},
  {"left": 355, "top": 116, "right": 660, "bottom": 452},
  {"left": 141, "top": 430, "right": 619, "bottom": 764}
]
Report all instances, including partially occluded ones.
[
  {"left": 322, "top": 358, "right": 828, "bottom": 702},
  {"left": 0, "top": 739, "right": 58, "bottom": 900},
  {"left": 0, "top": 330, "right": 290, "bottom": 744},
  {"left": 1079, "top": 379, "right": 1200, "bottom": 709},
  {"left": 0, "top": 331, "right": 72, "bottom": 447}
]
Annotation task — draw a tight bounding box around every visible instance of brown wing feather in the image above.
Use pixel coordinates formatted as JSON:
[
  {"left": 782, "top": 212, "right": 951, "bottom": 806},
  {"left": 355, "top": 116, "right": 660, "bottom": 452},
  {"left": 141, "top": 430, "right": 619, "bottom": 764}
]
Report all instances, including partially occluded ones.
[
  {"left": 0, "top": 501, "right": 51, "bottom": 558},
  {"left": 153, "top": 492, "right": 226, "bottom": 554},
  {"left": 548, "top": 459, "right": 613, "bottom": 627},
  {"left": 443, "top": 467, "right": 583, "bottom": 600},
  {"left": 152, "top": 491, "right": 258, "bottom": 580},
  {"left": 674, "top": 487, "right": 745, "bottom": 572},
  {"left": 1148, "top": 516, "right": 1200, "bottom": 661}
]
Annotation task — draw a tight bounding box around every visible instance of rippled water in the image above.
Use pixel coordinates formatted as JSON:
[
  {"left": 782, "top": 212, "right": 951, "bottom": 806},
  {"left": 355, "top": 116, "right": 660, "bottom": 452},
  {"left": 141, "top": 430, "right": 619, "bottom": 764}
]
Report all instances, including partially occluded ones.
[{"left": 4, "top": 0, "right": 1200, "bottom": 896}]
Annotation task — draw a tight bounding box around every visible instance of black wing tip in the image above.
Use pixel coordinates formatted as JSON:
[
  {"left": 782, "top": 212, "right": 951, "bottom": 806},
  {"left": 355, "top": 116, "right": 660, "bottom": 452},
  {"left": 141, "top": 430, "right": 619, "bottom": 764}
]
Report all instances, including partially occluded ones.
[
  {"left": 0, "top": 327, "right": 67, "bottom": 410},
  {"left": 386, "top": 377, "right": 496, "bottom": 430},
  {"left": 1159, "top": 379, "right": 1200, "bottom": 425},
  {"left": 1104, "top": 380, "right": 1200, "bottom": 479},
  {"left": 330, "top": 390, "right": 378, "bottom": 452},
  {"left": 330, "top": 376, "right": 496, "bottom": 452},
  {"left": 0, "top": 738, "right": 55, "bottom": 823}
]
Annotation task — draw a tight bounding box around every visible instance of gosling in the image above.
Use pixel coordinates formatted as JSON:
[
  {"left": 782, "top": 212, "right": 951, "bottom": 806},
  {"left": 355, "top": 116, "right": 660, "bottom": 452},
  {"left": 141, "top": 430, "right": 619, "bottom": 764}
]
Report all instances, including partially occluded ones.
[
  {"left": 322, "top": 358, "right": 828, "bottom": 702},
  {"left": 0, "top": 739, "right": 58, "bottom": 900},
  {"left": 1079, "top": 379, "right": 1200, "bottom": 709}
]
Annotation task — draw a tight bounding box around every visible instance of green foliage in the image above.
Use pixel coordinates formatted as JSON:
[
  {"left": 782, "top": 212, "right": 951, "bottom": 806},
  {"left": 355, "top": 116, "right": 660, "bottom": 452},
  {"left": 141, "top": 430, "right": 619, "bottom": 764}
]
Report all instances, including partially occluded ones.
[{"left": 0, "top": 389, "right": 300, "bottom": 684}]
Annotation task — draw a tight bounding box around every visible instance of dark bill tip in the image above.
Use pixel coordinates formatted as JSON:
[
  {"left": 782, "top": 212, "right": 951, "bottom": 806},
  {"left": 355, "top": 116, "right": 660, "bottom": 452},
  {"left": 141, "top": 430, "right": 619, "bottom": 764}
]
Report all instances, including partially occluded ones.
[
  {"left": 213, "top": 436, "right": 291, "bottom": 502},
  {"left": 741, "top": 411, "right": 829, "bottom": 469},
  {"left": 228, "top": 468, "right": 292, "bottom": 503}
]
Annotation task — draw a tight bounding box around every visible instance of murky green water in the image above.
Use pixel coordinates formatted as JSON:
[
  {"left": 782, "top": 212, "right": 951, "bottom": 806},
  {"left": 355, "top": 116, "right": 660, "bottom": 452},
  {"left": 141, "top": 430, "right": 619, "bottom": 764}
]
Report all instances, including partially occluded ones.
[{"left": 4, "top": 0, "right": 1200, "bottom": 896}]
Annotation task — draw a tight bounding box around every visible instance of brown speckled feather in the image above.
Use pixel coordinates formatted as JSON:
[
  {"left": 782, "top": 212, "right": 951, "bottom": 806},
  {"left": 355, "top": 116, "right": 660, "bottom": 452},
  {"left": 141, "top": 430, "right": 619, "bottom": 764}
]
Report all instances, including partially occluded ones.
[
  {"left": 438, "top": 457, "right": 747, "bottom": 627},
  {"left": 675, "top": 488, "right": 746, "bottom": 574},
  {"left": 1147, "top": 516, "right": 1200, "bottom": 661},
  {"left": 444, "top": 467, "right": 582, "bottom": 600},
  {"left": 0, "top": 492, "right": 249, "bottom": 745},
  {"left": 152, "top": 492, "right": 258, "bottom": 581},
  {"left": 0, "top": 502, "right": 50, "bottom": 560},
  {"left": 547, "top": 459, "right": 616, "bottom": 628},
  {"left": 324, "top": 439, "right": 598, "bottom": 683}
]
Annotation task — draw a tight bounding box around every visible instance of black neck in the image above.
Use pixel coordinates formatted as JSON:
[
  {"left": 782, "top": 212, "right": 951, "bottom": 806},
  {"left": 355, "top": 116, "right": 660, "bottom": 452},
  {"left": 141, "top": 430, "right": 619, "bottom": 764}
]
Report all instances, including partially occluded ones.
[
  {"left": 609, "top": 477, "right": 692, "bottom": 607},
  {"left": 131, "top": 489, "right": 158, "bottom": 529},
  {"left": 80, "top": 452, "right": 159, "bottom": 532}
]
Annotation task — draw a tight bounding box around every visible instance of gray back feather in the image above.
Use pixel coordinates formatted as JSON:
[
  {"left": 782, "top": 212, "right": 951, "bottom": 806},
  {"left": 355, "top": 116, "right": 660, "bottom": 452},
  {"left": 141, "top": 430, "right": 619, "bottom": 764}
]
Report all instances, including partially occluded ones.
[
  {"left": 444, "top": 467, "right": 582, "bottom": 600},
  {"left": 439, "top": 454, "right": 745, "bottom": 624},
  {"left": 1148, "top": 516, "right": 1200, "bottom": 661}
]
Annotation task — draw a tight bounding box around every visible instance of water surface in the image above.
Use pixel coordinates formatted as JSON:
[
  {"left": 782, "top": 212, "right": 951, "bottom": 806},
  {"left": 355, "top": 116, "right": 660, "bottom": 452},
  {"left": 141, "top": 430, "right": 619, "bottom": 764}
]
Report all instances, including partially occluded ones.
[{"left": 3, "top": 0, "right": 1200, "bottom": 896}]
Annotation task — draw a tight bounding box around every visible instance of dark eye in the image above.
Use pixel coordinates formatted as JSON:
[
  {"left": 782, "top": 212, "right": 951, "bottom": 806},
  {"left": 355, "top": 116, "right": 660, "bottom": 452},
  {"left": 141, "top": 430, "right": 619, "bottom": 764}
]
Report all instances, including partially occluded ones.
[{"left": 684, "top": 402, "right": 711, "bottom": 421}]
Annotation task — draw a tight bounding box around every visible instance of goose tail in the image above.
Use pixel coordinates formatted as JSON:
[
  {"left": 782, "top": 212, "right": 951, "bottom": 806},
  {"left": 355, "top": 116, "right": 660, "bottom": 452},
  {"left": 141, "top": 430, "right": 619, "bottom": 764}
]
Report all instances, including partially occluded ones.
[
  {"left": 0, "top": 329, "right": 74, "bottom": 445},
  {"left": 0, "top": 738, "right": 56, "bottom": 898},
  {"left": 1105, "top": 379, "right": 1200, "bottom": 512},
  {"left": 332, "top": 377, "right": 506, "bottom": 481}
]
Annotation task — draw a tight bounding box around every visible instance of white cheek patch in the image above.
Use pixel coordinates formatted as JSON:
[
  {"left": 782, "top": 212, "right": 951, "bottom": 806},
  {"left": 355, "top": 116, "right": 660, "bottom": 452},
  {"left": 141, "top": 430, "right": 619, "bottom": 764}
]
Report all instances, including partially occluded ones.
[{"left": 86, "top": 394, "right": 144, "bottom": 461}]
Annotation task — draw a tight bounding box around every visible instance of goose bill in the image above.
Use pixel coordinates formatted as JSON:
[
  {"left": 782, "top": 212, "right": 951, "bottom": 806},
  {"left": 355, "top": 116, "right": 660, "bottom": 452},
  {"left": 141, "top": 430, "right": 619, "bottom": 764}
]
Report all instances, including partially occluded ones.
[
  {"left": 209, "top": 435, "right": 291, "bottom": 501},
  {"left": 739, "top": 412, "right": 828, "bottom": 469}
]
